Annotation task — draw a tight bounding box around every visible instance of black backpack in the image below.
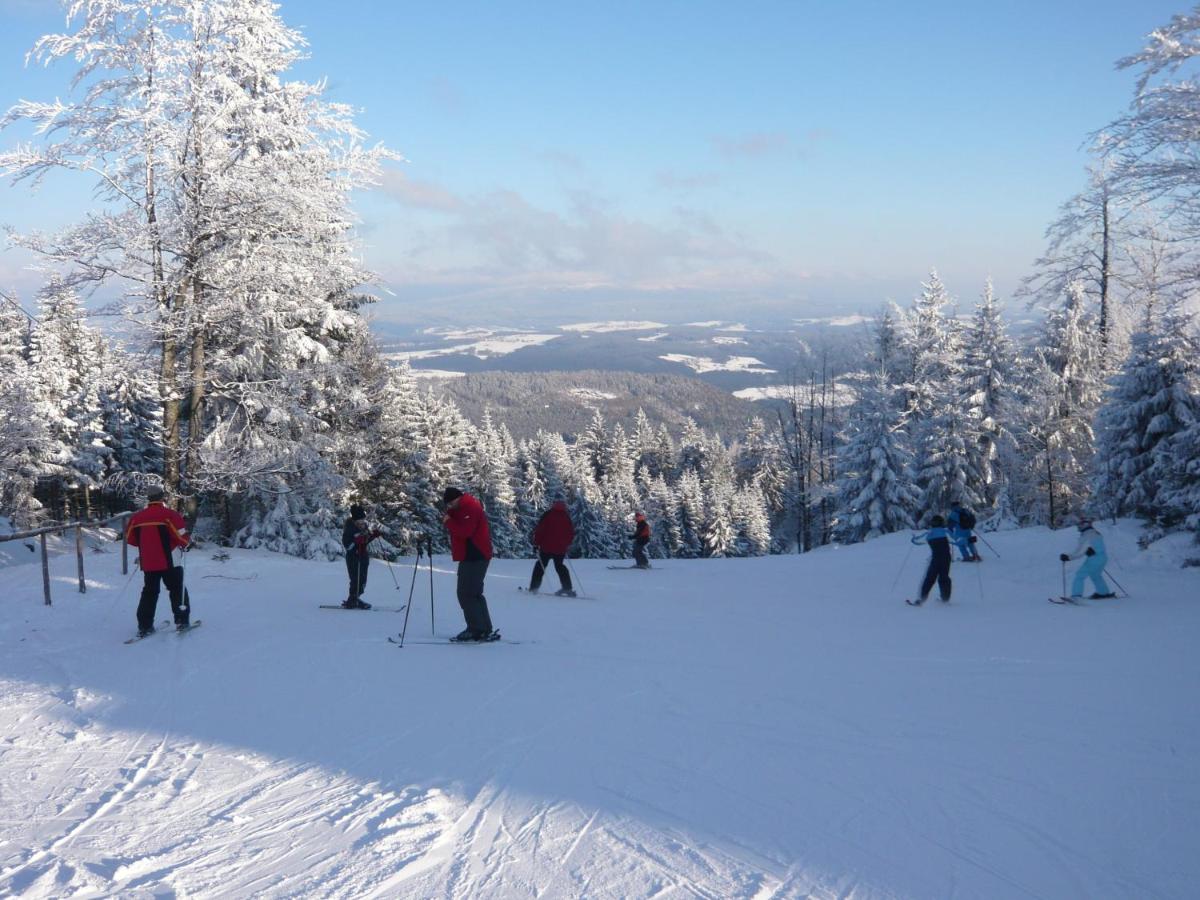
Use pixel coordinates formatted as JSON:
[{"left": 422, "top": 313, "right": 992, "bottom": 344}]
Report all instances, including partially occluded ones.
[{"left": 959, "top": 508, "right": 976, "bottom": 530}]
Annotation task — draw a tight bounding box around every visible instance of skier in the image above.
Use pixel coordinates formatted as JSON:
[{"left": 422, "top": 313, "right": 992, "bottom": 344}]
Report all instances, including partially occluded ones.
[
  {"left": 630, "top": 513, "right": 651, "bottom": 569},
  {"left": 341, "top": 504, "right": 380, "bottom": 609},
  {"left": 442, "top": 487, "right": 497, "bottom": 641},
  {"left": 907, "top": 514, "right": 952, "bottom": 605},
  {"left": 125, "top": 488, "right": 192, "bottom": 636},
  {"left": 1059, "top": 517, "right": 1115, "bottom": 599},
  {"left": 947, "top": 502, "right": 980, "bottom": 562},
  {"left": 528, "top": 497, "right": 576, "bottom": 596}
]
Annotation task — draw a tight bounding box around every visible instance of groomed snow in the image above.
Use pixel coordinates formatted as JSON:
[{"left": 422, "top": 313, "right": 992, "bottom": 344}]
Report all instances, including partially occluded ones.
[{"left": 1, "top": 521, "right": 1197, "bottom": 898}]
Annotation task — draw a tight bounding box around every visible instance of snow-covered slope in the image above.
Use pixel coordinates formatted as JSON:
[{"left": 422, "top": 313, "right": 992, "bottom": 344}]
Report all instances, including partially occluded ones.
[{"left": 1, "top": 522, "right": 1197, "bottom": 898}]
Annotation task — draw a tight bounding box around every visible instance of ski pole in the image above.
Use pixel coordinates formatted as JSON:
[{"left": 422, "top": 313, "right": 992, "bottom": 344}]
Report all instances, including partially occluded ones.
[
  {"left": 1103, "top": 568, "right": 1131, "bottom": 598},
  {"left": 976, "top": 533, "right": 1000, "bottom": 559},
  {"left": 975, "top": 557, "right": 985, "bottom": 602},
  {"left": 566, "top": 555, "right": 586, "bottom": 598},
  {"left": 396, "top": 541, "right": 423, "bottom": 646},
  {"left": 427, "top": 535, "right": 436, "bottom": 635},
  {"left": 1061, "top": 560, "right": 1067, "bottom": 599},
  {"left": 891, "top": 539, "right": 917, "bottom": 592}
]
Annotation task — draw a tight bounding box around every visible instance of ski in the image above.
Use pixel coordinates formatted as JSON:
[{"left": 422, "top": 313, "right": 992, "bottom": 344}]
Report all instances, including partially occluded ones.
[
  {"left": 517, "top": 587, "right": 593, "bottom": 599},
  {"left": 605, "top": 565, "right": 656, "bottom": 570},
  {"left": 388, "top": 635, "right": 526, "bottom": 646},
  {"left": 125, "top": 620, "right": 187, "bottom": 644},
  {"left": 318, "top": 604, "right": 406, "bottom": 613},
  {"left": 175, "top": 620, "right": 203, "bottom": 634},
  {"left": 905, "top": 598, "right": 924, "bottom": 606},
  {"left": 1048, "top": 596, "right": 1082, "bottom": 605}
]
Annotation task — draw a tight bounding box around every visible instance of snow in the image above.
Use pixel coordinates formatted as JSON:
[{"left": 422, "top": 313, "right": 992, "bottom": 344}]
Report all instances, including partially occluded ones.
[
  {"left": 567, "top": 388, "right": 619, "bottom": 402},
  {"left": 660, "top": 353, "right": 776, "bottom": 374},
  {"left": 385, "top": 333, "right": 560, "bottom": 362},
  {"left": 734, "top": 383, "right": 858, "bottom": 404},
  {"left": 711, "top": 336, "right": 748, "bottom": 346},
  {"left": 408, "top": 368, "right": 467, "bottom": 379},
  {"left": 559, "top": 321, "right": 668, "bottom": 333},
  {"left": 1, "top": 521, "right": 1198, "bottom": 898},
  {"left": 635, "top": 332, "right": 670, "bottom": 342}
]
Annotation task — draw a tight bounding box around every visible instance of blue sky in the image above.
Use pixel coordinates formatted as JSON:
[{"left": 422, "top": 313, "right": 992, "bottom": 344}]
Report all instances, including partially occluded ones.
[{"left": 0, "top": 0, "right": 1187, "bottom": 324}]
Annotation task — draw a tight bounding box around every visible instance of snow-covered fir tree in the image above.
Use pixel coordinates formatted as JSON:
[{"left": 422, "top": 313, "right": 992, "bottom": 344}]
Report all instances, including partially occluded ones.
[
  {"left": 0, "top": 297, "right": 48, "bottom": 525},
  {"left": 834, "top": 370, "right": 922, "bottom": 543},
  {"left": 960, "top": 279, "right": 1016, "bottom": 510},
  {"left": 1093, "top": 298, "right": 1200, "bottom": 522}
]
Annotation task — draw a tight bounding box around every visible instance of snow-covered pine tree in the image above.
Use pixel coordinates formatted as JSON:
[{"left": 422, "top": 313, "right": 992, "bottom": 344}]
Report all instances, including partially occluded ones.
[
  {"left": 732, "top": 479, "right": 772, "bottom": 557},
  {"left": 28, "top": 281, "right": 115, "bottom": 516},
  {"left": 902, "top": 271, "right": 983, "bottom": 512},
  {"left": 834, "top": 370, "right": 921, "bottom": 543},
  {"left": 0, "top": 297, "right": 48, "bottom": 525},
  {"left": 674, "top": 468, "right": 706, "bottom": 558},
  {"left": 1017, "top": 282, "right": 1106, "bottom": 526},
  {"left": 1093, "top": 298, "right": 1200, "bottom": 522},
  {"left": 961, "top": 279, "right": 1016, "bottom": 511}
]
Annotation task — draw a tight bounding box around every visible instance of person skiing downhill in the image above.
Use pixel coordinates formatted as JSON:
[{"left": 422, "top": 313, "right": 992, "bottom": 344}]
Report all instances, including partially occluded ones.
[
  {"left": 125, "top": 488, "right": 192, "bottom": 636},
  {"left": 907, "top": 514, "right": 952, "bottom": 605},
  {"left": 630, "top": 513, "right": 651, "bottom": 568},
  {"left": 1059, "top": 517, "right": 1115, "bottom": 599},
  {"left": 528, "top": 498, "right": 576, "bottom": 596},
  {"left": 341, "top": 504, "right": 380, "bottom": 609},
  {"left": 442, "top": 487, "right": 498, "bottom": 641},
  {"left": 948, "top": 502, "right": 980, "bottom": 562}
]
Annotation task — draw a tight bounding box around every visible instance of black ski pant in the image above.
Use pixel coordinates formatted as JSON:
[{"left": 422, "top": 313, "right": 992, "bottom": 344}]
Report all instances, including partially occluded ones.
[
  {"left": 530, "top": 551, "right": 571, "bottom": 592},
  {"left": 633, "top": 540, "right": 649, "bottom": 568},
  {"left": 919, "top": 557, "right": 952, "bottom": 602},
  {"left": 346, "top": 552, "right": 369, "bottom": 601},
  {"left": 457, "top": 559, "right": 493, "bottom": 635},
  {"left": 137, "top": 566, "right": 188, "bottom": 630}
]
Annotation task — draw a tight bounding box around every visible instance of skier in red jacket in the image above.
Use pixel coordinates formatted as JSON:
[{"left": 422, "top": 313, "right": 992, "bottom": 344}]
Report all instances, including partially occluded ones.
[
  {"left": 125, "top": 488, "right": 191, "bottom": 636},
  {"left": 442, "top": 487, "right": 497, "bottom": 641},
  {"left": 528, "top": 498, "right": 575, "bottom": 596}
]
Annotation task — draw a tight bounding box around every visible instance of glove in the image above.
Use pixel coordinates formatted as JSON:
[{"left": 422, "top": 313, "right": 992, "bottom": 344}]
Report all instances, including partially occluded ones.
[
  {"left": 969, "top": 536, "right": 977, "bottom": 544},
  {"left": 1059, "top": 553, "right": 1070, "bottom": 562},
  {"left": 181, "top": 543, "right": 192, "bottom": 553},
  {"left": 1085, "top": 547, "right": 1095, "bottom": 557},
  {"left": 371, "top": 530, "right": 382, "bottom": 539}
]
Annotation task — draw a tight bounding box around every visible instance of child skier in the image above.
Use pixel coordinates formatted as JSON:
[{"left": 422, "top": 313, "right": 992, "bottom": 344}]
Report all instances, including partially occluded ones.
[
  {"left": 529, "top": 498, "right": 576, "bottom": 596},
  {"left": 341, "top": 504, "right": 380, "bottom": 609},
  {"left": 907, "top": 514, "right": 952, "bottom": 605},
  {"left": 1059, "top": 517, "right": 1115, "bottom": 599},
  {"left": 630, "top": 513, "right": 651, "bottom": 569},
  {"left": 948, "top": 502, "right": 980, "bottom": 562}
]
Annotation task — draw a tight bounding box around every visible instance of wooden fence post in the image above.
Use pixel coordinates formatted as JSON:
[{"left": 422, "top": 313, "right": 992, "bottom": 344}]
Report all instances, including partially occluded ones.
[
  {"left": 40, "top": 532, "right": 51, "bottom": 606},
  {"left": 76, "top": 525, "right": 87, "bottom": 594}
]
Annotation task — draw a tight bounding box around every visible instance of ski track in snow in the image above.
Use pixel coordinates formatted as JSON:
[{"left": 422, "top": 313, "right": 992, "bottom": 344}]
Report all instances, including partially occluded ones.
[{"left": 1, "top": 521, "right": 1198, "bottom": 898}]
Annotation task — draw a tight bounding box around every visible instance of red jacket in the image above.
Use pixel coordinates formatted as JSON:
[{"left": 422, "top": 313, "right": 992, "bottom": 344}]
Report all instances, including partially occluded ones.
[
  {"left": 444, "top": 493, "right": 493, "bottom": 562},
  {"left": 533, "top": 501, "right": 575, "bottom": 555},
  {"left": 125, "top": 502, "right": 190, "bottom": 572}
]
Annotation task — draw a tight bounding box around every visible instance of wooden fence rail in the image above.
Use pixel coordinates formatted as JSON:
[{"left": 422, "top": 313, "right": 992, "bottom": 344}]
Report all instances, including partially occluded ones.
[{"left": 0, "top": 513, "right": 133, "bottom": 605}]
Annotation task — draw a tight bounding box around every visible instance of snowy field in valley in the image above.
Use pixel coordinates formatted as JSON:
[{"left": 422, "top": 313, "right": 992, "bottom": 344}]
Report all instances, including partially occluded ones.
[{"left": 1, "top": 521, "right": 1198, "bottom": 898}]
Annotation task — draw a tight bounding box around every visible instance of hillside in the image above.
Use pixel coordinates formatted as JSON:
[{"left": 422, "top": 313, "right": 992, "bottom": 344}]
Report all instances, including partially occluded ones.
[
  {"left": 1, "top": 522, "right": 1198, "bottom": 898},
  {"left": 423, "top": 369, "right": 771, "bottom": 440}
]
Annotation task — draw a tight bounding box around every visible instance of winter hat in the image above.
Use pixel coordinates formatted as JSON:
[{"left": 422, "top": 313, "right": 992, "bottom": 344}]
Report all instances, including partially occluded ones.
[
  {"left": 930, "top": 514, "right": 946, "bottom": 527},
  {"left": 635, "top": 512, "right": 646, "bottom": 522},
  {"left": 1077, "top": 516, "right": 1093, "bottom": 530},
  {"left": 147, "top": 487, "right": 166, "bottom": 502},
  {"left": 442, "top": 487, "right": 464, "bottom": 505},
  {"left": 350, "top": 504, "right": 366, "bottom": 520}
]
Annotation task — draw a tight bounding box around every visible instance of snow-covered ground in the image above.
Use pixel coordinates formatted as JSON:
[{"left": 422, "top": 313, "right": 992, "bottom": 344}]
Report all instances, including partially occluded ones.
[
  {"left": 385, "top": 332, "right": 561, "bottom": 362},
  {"left": 660, "top": 353, "right": 776, "bottom": 374},
  {"left": 1, "top": 521, "right": 1198, "bottom": 898}
]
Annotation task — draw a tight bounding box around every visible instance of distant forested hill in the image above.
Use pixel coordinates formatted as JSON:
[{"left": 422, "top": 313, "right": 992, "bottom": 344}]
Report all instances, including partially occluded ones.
[{"left": 423, "top": 370, "right": 771, "bottom": 440}]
